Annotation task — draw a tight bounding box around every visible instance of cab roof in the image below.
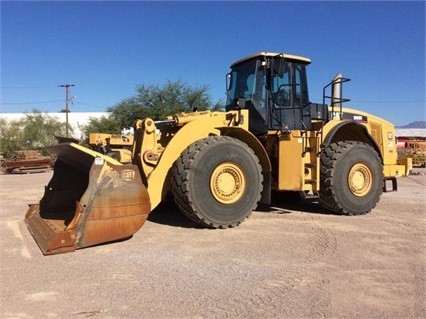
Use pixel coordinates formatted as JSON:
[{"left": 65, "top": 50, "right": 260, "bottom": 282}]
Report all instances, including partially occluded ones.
[{"left": 231, "top": 51, "right": 311, "bottom": 67}]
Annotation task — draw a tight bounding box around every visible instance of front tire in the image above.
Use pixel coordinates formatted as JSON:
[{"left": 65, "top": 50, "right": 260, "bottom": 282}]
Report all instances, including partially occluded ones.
[
  {"left": 319, "top": 141, "right": 384, "bottom": 215},
  {"left": 172, "top": 136, "right": 263, "bottom": 228}
]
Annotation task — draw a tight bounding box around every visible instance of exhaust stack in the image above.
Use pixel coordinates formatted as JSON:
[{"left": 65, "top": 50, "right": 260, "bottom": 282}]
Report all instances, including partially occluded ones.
[{"left": 331, "top": 73, "right": 343, "bottom": 107}]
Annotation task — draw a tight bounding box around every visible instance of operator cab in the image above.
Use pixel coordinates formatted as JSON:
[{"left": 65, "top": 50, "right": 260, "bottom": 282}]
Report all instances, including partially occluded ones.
[{"left": 226, "top": 52, "right": 318, "bottom": 135}]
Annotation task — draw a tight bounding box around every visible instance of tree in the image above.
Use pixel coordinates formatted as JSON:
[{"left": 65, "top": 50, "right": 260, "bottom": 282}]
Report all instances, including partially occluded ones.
[
  {"left": 81, "top": 116, "right": 123, "bottom": 146},
  {"left": 0, "top": 109, "right": 68, "bottom": 158},
  {"left": 22, "top": 111, "right": 69, "bottom": 149},
  {"left": 211, "top": 100, "right": 226, "bottom": 111},
  {"left": 81, "top": 80, "right": 225, "bottom": 139},
  {"left": 109, "top": 80, "right": 223, "bottom": 129},
  {"left": 0, "top": 117, "right": 25, "bottom": 158}
]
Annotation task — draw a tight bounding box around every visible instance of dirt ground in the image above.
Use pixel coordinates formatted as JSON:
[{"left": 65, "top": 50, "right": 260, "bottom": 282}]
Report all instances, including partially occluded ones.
[{"left": 0, "top": 168, "right": 425, "bottom": 319}]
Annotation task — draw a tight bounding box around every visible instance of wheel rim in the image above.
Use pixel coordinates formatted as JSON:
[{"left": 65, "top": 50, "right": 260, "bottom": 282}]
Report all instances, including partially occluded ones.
[
  {"left": 348, "top": 163, "right": 372, "bottom": 197},
  {"left": 210, "top": 162, "right": 246, "bottom": 204}
]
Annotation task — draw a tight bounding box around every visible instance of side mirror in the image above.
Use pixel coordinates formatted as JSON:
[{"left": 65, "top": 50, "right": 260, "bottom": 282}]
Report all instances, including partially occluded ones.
[{"left": 226, "top": 73, "right": 232, "bottom": 91}]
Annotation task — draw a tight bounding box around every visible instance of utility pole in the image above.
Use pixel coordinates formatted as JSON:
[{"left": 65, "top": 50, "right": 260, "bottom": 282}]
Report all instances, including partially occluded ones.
[{"left": 58, "top": 84, "right": 75, "bottom": 137}]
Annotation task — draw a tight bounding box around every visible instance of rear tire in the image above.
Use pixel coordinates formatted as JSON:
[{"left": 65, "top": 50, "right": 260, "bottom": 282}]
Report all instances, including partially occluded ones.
[
  {"left": 172, "top": 136, "right": 263, "bottom": 228},
  {"left": 319, "top": 141, "right": 383, "bottom": 215}
]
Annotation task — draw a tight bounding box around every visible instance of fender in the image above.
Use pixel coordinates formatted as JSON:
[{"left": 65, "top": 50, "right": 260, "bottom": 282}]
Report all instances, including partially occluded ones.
[
  {"left": 145, "top": 115, "right": 221, "bottom": 210},
  {"left": 145, "top": 111, "right": 272, "bottom": 210},
  {"left": 322, "top": 121, "right": 382, "bottom": 161}
]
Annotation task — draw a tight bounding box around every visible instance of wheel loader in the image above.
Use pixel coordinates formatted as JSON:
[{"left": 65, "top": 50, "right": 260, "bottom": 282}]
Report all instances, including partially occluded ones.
[
  {"left": 25, "top": 52, "right": 411, "bottom": 255},
  {"left": 88, "top": 132, "right": 134, "bottom": 163}
]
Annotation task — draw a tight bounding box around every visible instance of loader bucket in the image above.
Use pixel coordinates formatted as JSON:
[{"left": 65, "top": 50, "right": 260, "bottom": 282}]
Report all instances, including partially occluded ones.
[{"left": 24, "top": 143, "right": 151, "bottom": 255}]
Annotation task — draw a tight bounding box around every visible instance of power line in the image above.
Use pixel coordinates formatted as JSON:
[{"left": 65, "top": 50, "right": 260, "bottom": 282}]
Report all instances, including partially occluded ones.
[
  {"left": 351, "top": 100, "right": 425, "bottom": 104},
  {"left": 74, "top": 101, "right": 108, "bottom": 109},
  {"left": 310, "top": 97, "right": 425, "bottom": 104},
  {"left": 0, "top": 85, "right": 59, "bottom": 89},
  {"left": 0, "top": 100, "right": 109, "bottom": 109},
  {"left": 0, "top": 100, "right": 63, "bottom": 105}
]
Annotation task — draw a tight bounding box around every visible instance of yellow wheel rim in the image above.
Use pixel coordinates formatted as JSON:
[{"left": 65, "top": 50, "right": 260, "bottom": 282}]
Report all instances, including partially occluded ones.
[
  {"left": 210, "top": 163, "right": 245, "bottom": 204},
  {"left": 348, "top": 163, "right": 372, "bottom": 197}
]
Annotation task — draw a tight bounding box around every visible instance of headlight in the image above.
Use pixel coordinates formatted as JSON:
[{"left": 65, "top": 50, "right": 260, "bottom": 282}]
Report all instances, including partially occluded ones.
[{"left": 387, "top": 132, "right": 393, "bottom": 139}]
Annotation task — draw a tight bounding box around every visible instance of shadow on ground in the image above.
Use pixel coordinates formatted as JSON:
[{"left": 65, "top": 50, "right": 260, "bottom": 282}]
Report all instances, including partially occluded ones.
[
  {"left": 147, "top": 196, "right": 204, "bottom": 229},
  {"left": 147, "top": 192, "right": 335, "bottom": 228}
]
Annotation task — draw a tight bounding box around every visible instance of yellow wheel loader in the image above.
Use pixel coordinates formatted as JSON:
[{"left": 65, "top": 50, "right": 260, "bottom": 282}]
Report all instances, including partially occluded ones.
[
  {"left": 25, "top": 52, "right": 411, "bottom": 255},
  {"left": 88, "top": 132, "right": 134, "bottom": 163}
]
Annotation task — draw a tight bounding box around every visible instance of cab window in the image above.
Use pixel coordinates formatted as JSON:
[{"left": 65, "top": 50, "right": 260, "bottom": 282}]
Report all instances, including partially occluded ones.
[{"left": 271, "top": 62, "right": 309, "bottom": 107}]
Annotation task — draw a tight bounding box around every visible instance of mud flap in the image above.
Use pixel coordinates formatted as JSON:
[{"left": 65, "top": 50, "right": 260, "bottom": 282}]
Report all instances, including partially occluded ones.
[{"left": 24, "top": 143, "right": 151, "bottom": 255}]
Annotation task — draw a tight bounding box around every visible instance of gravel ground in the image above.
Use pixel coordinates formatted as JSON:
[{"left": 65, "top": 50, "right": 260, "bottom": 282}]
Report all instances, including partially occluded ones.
[{"left": 0, "top": 168, "right": 425, "bottom": 319}]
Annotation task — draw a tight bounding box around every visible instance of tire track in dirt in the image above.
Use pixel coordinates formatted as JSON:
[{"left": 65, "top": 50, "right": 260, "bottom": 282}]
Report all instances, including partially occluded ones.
[
  {"left": 211, "top": 279, "right": 294, "bottom": 318},
  {"left": 306, "top": 221, "right": 338, "bottom": 263},
  {"left": 207, "top": 215, "right": 338, "bottom": 318},
  {"left": 248, "top": 218, "right": 336, "bottom": 318},
  {"left": 375, "top": 207, "right": 426, "bottom": 318}
]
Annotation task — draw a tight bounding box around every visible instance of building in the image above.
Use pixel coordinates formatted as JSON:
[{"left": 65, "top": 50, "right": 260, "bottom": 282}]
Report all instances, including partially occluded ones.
[
  {"left": 395, "top": 129, "right": 426, "bottom": 148},
  {"left": 395, "top": 128, "right": 426, "bottom": 139}
]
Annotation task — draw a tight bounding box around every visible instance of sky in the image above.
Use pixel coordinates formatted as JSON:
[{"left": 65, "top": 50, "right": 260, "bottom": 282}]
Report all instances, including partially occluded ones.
[{"left": 1, "top": 0, "right": 425, "bottom": 126}]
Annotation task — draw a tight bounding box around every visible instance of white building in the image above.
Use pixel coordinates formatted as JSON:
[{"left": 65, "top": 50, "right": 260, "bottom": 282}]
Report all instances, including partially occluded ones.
[
  {"left": 395, "top": 128, "right": 426, "bottom": 139},
  {"left": 0, "top": 112, "right": 111, "bottom": 141}
]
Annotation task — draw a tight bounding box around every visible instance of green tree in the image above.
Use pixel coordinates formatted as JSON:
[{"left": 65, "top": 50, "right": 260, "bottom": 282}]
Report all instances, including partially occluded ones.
[
  {"left": 81, "top": 80, "right": 225, "bottom": 139},
  {"left": 109, "top": 80, "right": 222, "bottom": 129},
  {"left": 22, "top": 111, "right": 69, "bottom": 149},
  {"left": 0, "top": 109, "right": 68, "bottom": 158},
  {"left": 211, "top": 100, "right": 226, "bottom": 111},
  {"left": 0, "top": 117, "right": 25, "bottom": 158}
]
